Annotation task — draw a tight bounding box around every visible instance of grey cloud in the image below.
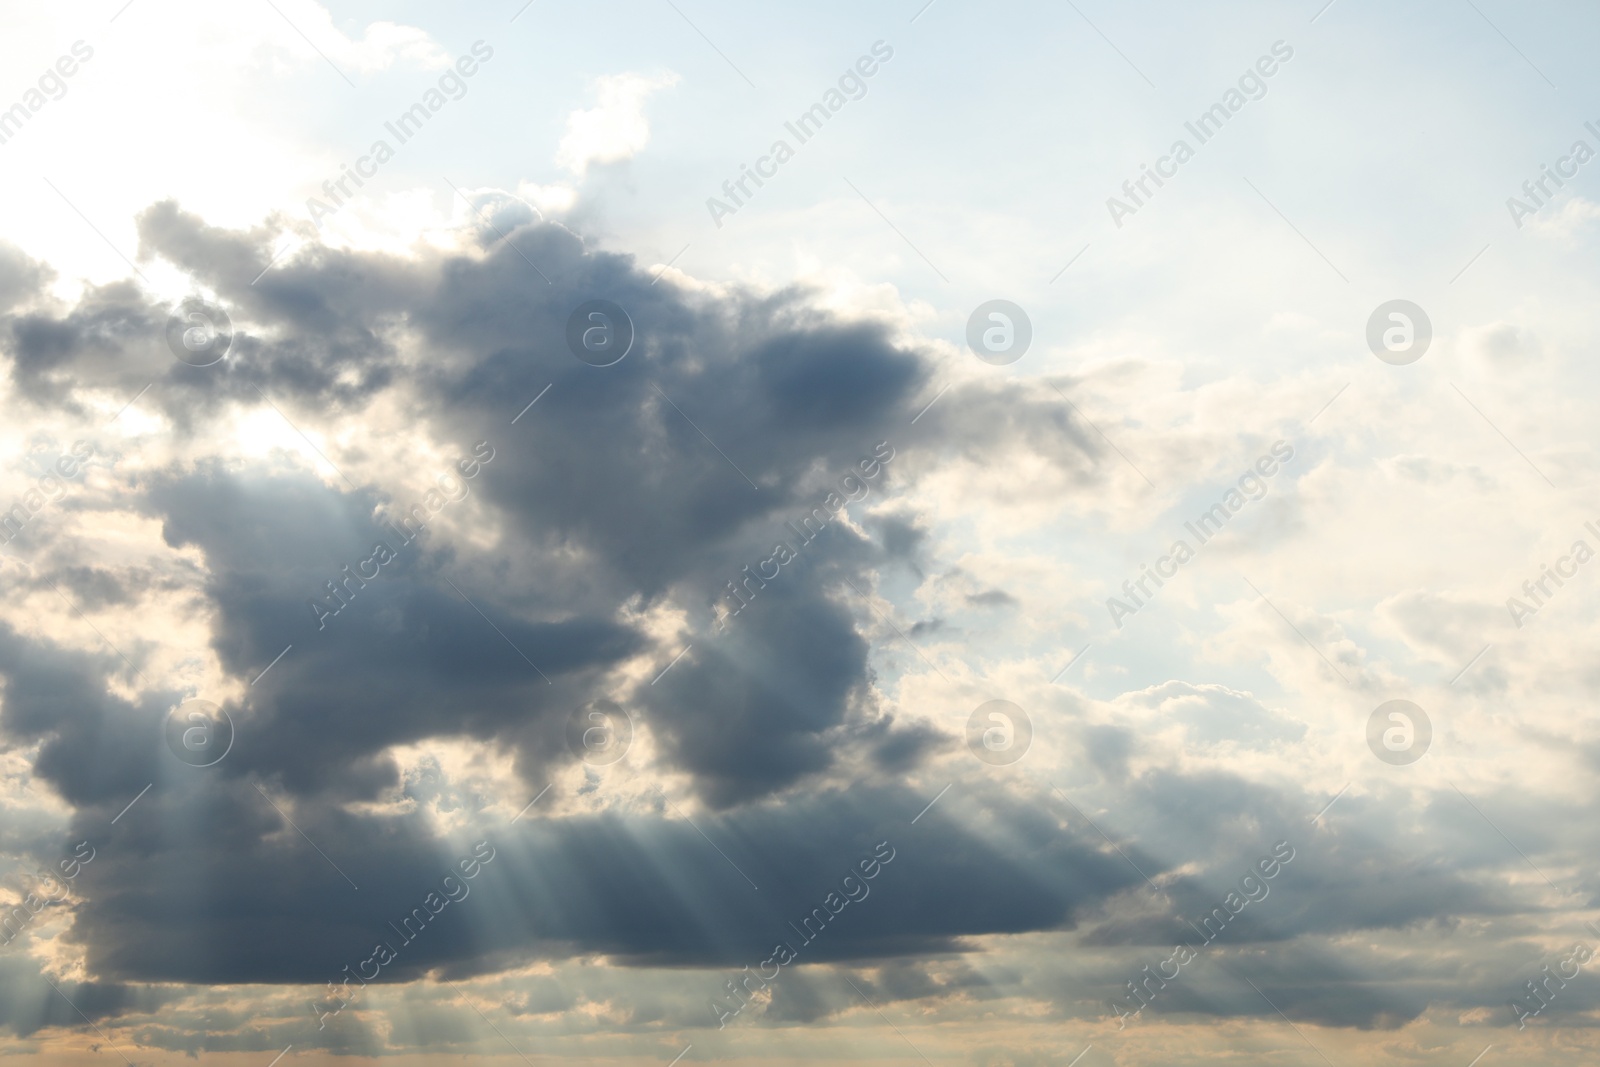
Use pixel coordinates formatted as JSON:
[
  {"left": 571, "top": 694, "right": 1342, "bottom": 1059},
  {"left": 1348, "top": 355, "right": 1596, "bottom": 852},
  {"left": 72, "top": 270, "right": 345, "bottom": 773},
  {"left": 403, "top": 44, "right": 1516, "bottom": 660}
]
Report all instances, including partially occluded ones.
[
  {"left": 0, "top": 203, "right": 1126, "bottom": 1016},
  {"left": 12, "top": 201, "right": 1541, "bottom": 1046},
  {"left": 0, "top": 242, "right": 48, "bottom": 316},
  {"left": 60, "top": 777, "right": 1139, "bottom": 987}
]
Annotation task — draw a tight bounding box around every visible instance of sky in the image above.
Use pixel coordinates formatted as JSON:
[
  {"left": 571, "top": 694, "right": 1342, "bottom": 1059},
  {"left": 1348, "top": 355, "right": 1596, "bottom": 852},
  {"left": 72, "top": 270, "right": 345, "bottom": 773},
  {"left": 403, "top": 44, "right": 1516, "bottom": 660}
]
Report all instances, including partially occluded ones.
[{"left": 1, "top": 0, "right": 1599, "bottom": 1065}]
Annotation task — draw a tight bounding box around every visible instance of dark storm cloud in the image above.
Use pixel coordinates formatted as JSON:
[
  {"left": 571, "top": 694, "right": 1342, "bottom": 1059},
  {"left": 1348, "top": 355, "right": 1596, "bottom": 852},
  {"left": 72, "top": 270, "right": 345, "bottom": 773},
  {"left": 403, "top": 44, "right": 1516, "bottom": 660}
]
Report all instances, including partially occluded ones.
[
  {"left": 133, "top": 461, "right": 641, "bottom": 799},
  {"left": 1036, "top": 762, "right": 1537, "bottom": 1030},
  {"left": 635, "top": 523, "right": 929, "bottom": 805},
  {"left": 0, "top": 201, "right": 1132, "bottom": 1008},
  {"left": 58, "top": 770, "right": 1139, "bottom": 986},
  {"left": 0, "top": 619, "right": 176, "bottom": 812},
  {"left": 121, "top": 203, "right": 962, "bottom": 808},
  {"left": 0, "top": 591, "right": 1563, "bottom": 1032},
  {"left": 0, "top": 203, "right": 413, "bottom": 426},
  {"left": 0, "top": 203, "right": 939, "bottom": 812},
  {"left": 6, "top": 201, "right": 1532, "bottom": 1039},
  {"left": 860, "top": 714, "right": 951, "bottom": 773},
  {"left": 1063, "top": 764, "right": 1520, "bottom": 948},
  {"left": 4, "top": 280, "right": 156, "bottom": 414},
  {"left": 0, "top": 952, "right": 172, "bottom": 1040}
]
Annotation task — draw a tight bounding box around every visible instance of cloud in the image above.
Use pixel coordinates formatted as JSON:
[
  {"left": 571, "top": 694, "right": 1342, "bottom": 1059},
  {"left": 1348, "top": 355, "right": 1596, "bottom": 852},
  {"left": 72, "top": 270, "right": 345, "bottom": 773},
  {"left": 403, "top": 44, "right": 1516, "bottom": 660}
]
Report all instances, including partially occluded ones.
[
  {"left": 54, "top": 201, "right": 943, "bottom": 813},
  {"left": 1, "top": 193, "right": 1585, "bottom": 1056},
  {"left": 0, "top": 243, "right": 48, "bottom": 316},
  {"left": 1527, "top": 195, "right": 1600, "bottom": 241},
  {"left": 62, "top": 781, "right": 1144, "bottom": 986},
  {"left": 268, "top": 1, "right": 451, "bottom": 76},
  {"left": 1117, "top": 681, "right": 1306, "bottom": 748},
  {"left": 555, "top": 72, "right": 680, "bottom": 175},
  {"left": 0, "top": 202, "right": 1140, "bottom": 1007},
  {"left": 514, "top": 181, "right": 578, "bottom": 217}
]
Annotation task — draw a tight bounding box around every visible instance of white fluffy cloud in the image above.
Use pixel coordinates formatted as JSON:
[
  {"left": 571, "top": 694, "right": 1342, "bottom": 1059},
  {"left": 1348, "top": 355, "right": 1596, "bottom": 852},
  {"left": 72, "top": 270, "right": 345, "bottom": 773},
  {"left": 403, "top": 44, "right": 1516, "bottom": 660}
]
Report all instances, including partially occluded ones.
[
  {"left": 554, "top": 71, "right": 679, "bottom": 175},
  {"left": 262, "top": 0, "right": 450, "bottom": 76}
]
